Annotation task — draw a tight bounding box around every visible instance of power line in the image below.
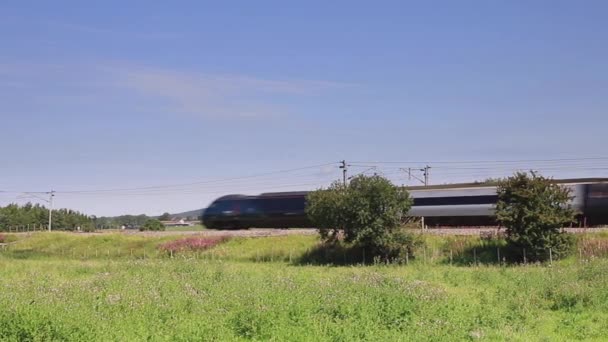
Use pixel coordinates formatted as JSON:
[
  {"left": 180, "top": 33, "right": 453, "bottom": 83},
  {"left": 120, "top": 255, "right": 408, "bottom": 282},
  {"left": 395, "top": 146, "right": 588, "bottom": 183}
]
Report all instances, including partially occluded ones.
[
  {"left": 350, "top": 157, "right": 608, "bottom": 165},
  {"left": 0, "top": 190, "right": 49, "bottom": 194},
  {"left": 53, "top": 180, "right": 336, "bottom": 198},
  {"left": 431, "top": 167, "right": 608, "bottom": 175},
  {"left": 348, "top": 166, "right": 378, "bottom": 180},
  {"left": 47, "top": 173, "right": 338, "bottom": 198},
  {"left": 3, "top": 157, "right": 607, "bottom": 197},
  {"left": 54, "top": 162, "right": 338, "bottom": 194}
]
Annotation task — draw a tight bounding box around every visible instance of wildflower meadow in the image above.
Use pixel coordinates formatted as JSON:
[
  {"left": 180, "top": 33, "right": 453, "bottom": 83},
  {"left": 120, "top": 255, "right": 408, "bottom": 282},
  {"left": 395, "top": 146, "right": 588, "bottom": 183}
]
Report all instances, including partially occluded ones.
[{"left": 1, "top": 232, "right": 608, "bottom": 341}]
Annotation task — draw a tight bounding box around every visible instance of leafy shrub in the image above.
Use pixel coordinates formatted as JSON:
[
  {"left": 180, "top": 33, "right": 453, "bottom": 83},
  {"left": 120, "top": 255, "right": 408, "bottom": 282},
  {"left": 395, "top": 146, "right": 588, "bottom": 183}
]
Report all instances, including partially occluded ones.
[
  {"left": 377, "top": 228, "right": 425, "bottom": 262},
  {"left": 139, "top": 219, "right": 165, "bottom": 231},
  {"left": 496, "top": 172, "right": 576, "bottom": 261},
  {"left": 306, "top": 175, "right": 420, "bottom": 261},
  {"left": 158, "top": 236, "right": 229, "bottom": 253}
]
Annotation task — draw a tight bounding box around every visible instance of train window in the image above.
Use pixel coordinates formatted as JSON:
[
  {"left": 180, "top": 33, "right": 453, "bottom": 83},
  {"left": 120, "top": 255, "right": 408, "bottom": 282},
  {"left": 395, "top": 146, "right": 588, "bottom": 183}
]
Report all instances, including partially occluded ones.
[
  {"left": 413, "top": 195, "right": 498, "bottom": 206},
  {"left": 260, "top": 197, "right": 306, "bottom": 213},
  {"left": 241, "top": 199, "right": 260, "bottom": 214},
  {"left": 589, "top": 184, "right": 608, "bottom": 198},
  {"left": 205, "top": 200, "right": 233, "bottom": 214}
]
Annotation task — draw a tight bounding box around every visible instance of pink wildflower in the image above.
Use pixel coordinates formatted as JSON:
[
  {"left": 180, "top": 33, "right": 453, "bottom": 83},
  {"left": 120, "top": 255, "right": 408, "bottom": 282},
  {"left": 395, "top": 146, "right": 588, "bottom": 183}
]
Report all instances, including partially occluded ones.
[{"left": 158, "top": 236, "right": 229, "bottom": 253}]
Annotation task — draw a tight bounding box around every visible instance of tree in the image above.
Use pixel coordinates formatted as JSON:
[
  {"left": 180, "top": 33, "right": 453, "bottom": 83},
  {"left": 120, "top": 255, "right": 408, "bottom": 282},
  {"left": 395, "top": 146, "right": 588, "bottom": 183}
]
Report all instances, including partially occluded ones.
[
  {"left": 496, "top": 172, "right": 576, "bottom": 261},
  {"left": 158, "top": 212, "right": 172, "bottom": 221},
  {"left": 0, "top": 202, "right": 93, "bottom": 232},
  {"left": 95, "top": 214, "right": 151, "bottom": 229},
  {"left": 306, "top": 175, "right": 417, "bottom": 260},
  {"left": 140, "top": 218, "right": 166, "bottom": 231}
]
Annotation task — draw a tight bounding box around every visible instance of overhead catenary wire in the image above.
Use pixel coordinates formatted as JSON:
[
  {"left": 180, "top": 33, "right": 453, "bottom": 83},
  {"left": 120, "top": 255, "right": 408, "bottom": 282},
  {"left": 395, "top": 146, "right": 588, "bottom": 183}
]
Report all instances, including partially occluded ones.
[
  {"left": 62, "top": 173, "right": 335, "bottom": 195},
  {"left": 50, "top": 172, "right": 338, "bottom": 197},
  {"left": 56, "top": 174, "right": 338, "bottom": 196},
  {"left": 350, "top": 157, "right": 608, "bottom": 184},
  {"left": 0, "top": 162, "right": 341, "bottom": 208},
  {"left": 53, "top": 180, "right": 337, "bottom": 198},
  {"left": 2, "top": 157, "right": 608, "bottom": 197},
  {"left": 350, "top": 160, "right": 608, "bottom": 171},
  {"left": 47, "top": 162, "right": 339, "bottom": 194},
  {"left": 349, "top": 157, "right": 608, "bottom": 165}
]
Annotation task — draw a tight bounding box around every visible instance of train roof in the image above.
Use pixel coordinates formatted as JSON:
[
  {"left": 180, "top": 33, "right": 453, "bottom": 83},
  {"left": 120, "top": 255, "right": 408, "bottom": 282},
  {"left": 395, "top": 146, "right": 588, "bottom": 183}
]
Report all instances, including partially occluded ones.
[
  {"left": 213, "top": 178, "right": 608, "bottom": 201},
  {"left": 214, "top": 194, "right": 253, "bottom": 201},
  {"left": 404, "top": 178, "right": 608, "bottom": 191},
  {"left": 259, "top": 191, "right": 309, "bottom": 198}
]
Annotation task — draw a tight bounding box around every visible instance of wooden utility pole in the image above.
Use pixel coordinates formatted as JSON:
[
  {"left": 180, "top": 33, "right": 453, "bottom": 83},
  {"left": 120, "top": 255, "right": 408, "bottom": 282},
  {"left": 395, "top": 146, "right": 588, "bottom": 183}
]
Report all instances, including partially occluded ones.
[{"left": 48, "top": 190, "right": 55, "bottom": 231}]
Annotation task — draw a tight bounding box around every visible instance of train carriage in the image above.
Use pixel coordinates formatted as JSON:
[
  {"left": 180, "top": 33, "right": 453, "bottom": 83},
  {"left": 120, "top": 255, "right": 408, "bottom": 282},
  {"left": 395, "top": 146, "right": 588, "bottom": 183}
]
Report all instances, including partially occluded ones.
[{"left": 202, "top": 178, "right": 608, "bottom": 229}]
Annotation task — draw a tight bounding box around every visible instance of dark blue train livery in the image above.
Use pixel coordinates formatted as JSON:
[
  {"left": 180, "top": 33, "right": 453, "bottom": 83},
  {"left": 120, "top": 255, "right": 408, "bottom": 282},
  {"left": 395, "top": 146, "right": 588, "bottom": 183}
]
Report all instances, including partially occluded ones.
[{"left": 202, "top": 178, "right": 608, "bottom": 229}]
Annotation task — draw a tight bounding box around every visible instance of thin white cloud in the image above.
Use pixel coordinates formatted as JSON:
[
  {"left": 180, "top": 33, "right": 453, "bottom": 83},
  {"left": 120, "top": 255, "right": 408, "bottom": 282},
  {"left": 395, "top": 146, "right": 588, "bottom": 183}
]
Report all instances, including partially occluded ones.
[
  {"left": 100, "top": 64, "right": 354, "bottom": 119},
  {"left": 51, "top": 22, "right": 180, "bottom": 40},
  {"left": 0, "top": 61, "right": 355, "bottom": 120}
]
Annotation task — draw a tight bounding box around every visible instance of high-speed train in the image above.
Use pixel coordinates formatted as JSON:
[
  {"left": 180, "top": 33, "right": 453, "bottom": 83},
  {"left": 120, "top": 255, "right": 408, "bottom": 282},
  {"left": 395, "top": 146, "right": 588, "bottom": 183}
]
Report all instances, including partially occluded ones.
[{"left": 202, "top": 178, "right": 608, "bottom": 229}]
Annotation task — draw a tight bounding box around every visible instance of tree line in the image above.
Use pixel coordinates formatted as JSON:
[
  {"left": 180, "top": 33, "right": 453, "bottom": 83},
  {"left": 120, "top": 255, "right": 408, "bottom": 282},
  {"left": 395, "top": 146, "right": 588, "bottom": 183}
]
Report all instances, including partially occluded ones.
[
  {"left": 96, "top": 212, "right": 199, "bottom": 229},
  {"left": 94, "top": 215, "right": 169, "bottom": 231},
  {"left": 0, "top": 204, "right": 166, "bottom": 231},
  {"left": 94, "top": 215, "right": 151, "bottom": 229},
  {"left": 0, "top": 203, "right": 93, "bottom": 232}
]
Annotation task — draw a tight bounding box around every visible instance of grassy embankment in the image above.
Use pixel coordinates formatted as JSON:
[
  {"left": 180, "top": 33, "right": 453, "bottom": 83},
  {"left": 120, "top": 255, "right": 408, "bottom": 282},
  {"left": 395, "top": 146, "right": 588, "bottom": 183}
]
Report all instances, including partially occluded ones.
[
  {"left": 1, "top": 231, "right": 608, "bottom": 341},
  {"left": 164, "top": 224, "right": 206, "bottom": 232}
]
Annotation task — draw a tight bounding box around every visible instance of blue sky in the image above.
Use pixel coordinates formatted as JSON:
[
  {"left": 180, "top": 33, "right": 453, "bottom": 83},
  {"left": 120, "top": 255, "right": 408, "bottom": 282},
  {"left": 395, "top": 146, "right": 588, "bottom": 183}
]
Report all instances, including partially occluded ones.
[{"left": 1, "top": 1, "right": 607, "bottom": 216}]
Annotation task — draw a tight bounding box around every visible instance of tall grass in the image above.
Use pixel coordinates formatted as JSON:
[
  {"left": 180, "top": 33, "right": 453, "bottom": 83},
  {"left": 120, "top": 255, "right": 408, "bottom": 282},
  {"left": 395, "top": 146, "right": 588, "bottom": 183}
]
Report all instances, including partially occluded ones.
[
  {"left": 1, "top": 257, "right": 608, "bottom": 340},
  {"left": 213, "top": 235, "right": 319, "bottom": 262},
  {"left": 158, "top": 236, "right": 229, "bottom": 254},
  {"left": 5, "top": 231, "right": 608, "bottom": 265},
  {"left": 0, "top": 232, "right": 180, "bottom": 259},
  {"left": 164, "top": 224, "right": 206, "bottom": 232},
  {"left": 2, "top": 232, "right": 608, "bottom": 340}
]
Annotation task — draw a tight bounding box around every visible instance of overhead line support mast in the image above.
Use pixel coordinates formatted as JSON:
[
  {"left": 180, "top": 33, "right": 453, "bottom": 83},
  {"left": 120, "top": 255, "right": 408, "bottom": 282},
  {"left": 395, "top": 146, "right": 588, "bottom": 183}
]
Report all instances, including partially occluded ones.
[{"left": 340, "top": 160, "right": 348, "bottom": 186}]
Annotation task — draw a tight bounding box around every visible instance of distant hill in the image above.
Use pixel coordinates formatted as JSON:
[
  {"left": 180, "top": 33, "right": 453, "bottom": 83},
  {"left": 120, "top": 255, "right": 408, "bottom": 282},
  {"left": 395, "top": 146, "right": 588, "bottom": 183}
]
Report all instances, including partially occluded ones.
[
  {"left": 170, "top": 208, "right": 205, "bottom": 220},
  {"left": 98, "top": 208, "right": 206, "bottom": 225}
]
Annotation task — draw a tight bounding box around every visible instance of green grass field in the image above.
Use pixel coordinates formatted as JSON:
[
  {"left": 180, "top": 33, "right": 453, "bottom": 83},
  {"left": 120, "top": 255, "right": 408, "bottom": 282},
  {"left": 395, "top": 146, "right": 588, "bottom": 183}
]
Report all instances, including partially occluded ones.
[
  {"left": 164, "top": 224, "right": 206, "bottom": 232},
  {"left": 1, "top": 232, "right": 608, "bottom": 341}
]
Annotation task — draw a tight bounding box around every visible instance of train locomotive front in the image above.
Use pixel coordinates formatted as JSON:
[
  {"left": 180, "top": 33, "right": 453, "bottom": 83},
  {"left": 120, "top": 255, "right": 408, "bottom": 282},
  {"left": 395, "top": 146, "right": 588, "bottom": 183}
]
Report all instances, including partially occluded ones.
[{"left": 202, "top": 192, "right": 310, "bottom": 229}]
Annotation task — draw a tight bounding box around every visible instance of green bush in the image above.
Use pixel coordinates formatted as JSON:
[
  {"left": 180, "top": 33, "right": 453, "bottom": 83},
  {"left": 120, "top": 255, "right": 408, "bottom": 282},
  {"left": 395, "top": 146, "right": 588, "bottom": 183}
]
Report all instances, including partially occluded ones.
[
  {"left": 496, "top": 172, "right": 576, "bottom": 261},
  {"left": 81, "top": 224, "right": 96, "bottom": 233},
  {"left": 306, "top": 175, "right": 420, "bottom": 261},
  {"left": 139, "top": 219, "right": 165, "bottom": 231}
]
